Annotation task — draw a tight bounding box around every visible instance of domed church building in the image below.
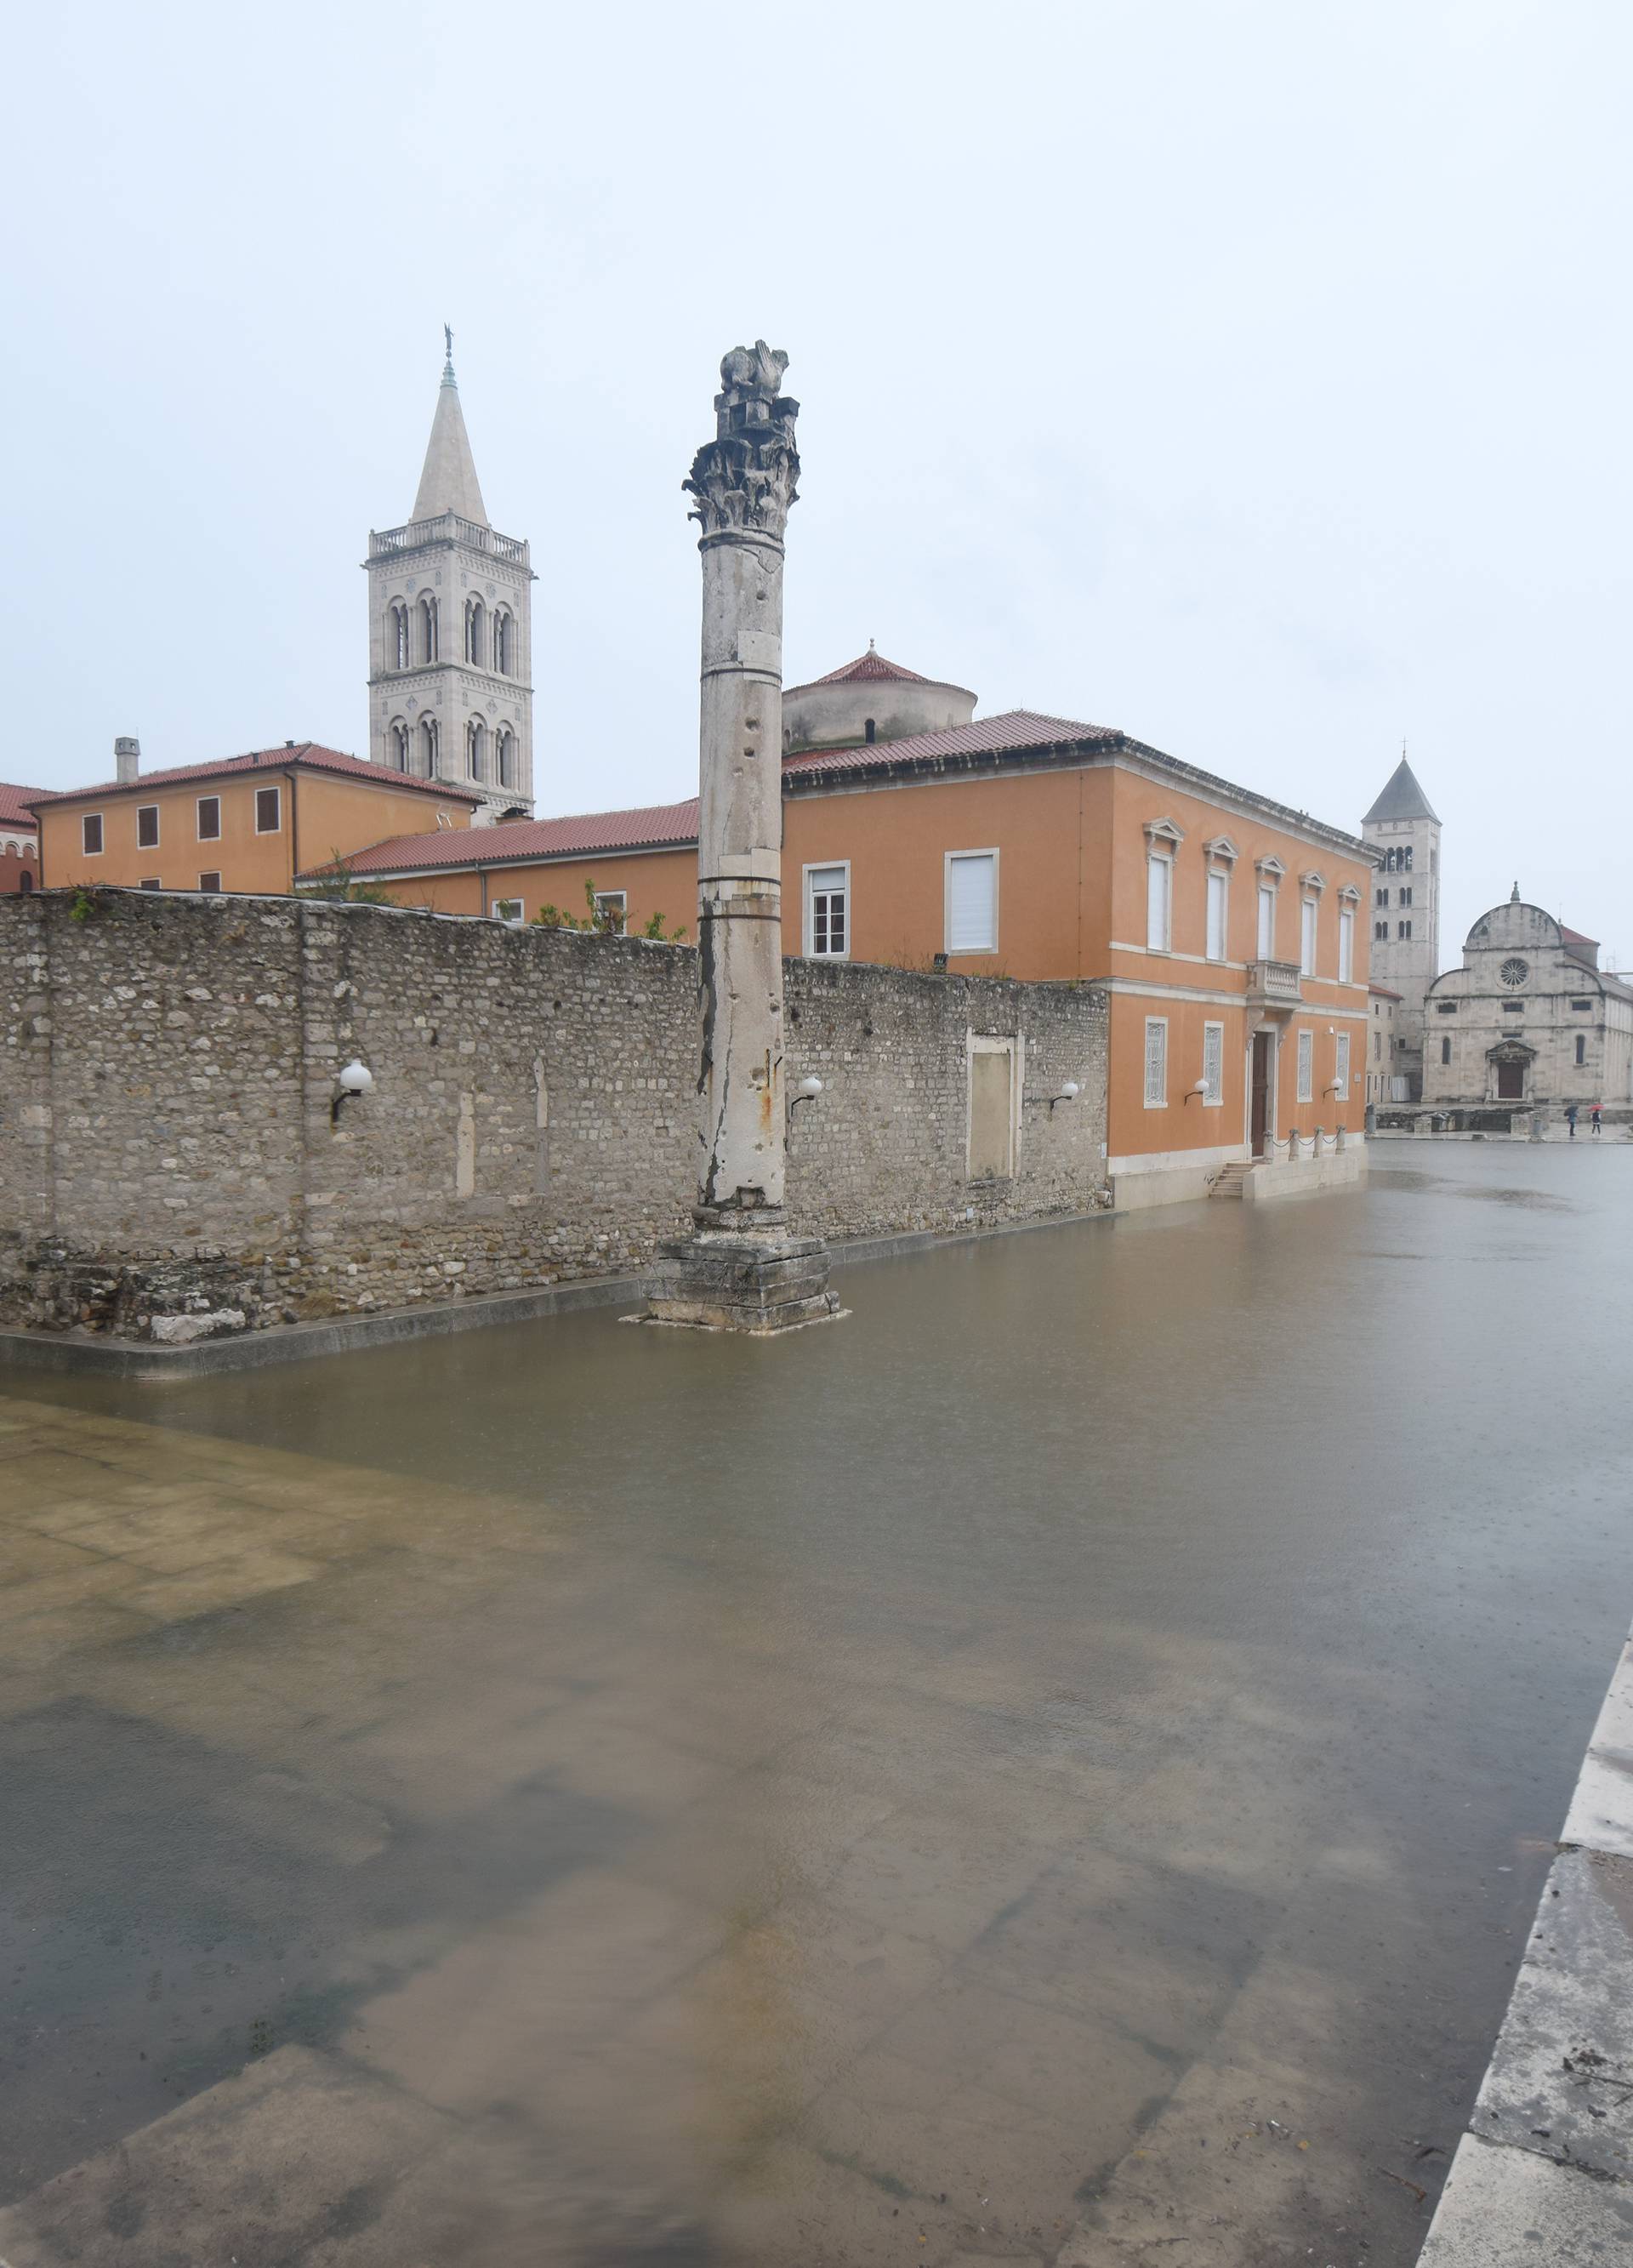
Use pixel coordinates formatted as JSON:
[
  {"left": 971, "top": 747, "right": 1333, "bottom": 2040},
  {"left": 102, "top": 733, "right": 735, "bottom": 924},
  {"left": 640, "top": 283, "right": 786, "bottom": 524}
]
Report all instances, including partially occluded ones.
[{"left": 1420, "top": 888, "right": 1633, "bottom": 1110}]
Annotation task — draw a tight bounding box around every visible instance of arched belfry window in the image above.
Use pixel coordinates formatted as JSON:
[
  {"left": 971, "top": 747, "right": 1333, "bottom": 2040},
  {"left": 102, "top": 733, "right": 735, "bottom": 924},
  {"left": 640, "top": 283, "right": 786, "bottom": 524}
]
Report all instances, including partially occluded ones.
[
  {"left": 389, "top": 602, "right": 410, "bottom": 670},
  {"left": 419, "top": 715, "right": 439, "bottom": 777},
  {"left": 465, "top": 598, "right": 486, "bottom": 668},
  {"left": 418, "top": 595, "right": 438, "bottom": 664},
  {"left": 864, "top": 718, "right": 876, "bottom": 743},
  {"left": 493, "top": 609, "right": 512, "bottom": 677},
  {"left": 388, "top": 720, "right": 409, "bottom": 771},
  {"left": 467, "top": 717, "right": 488, "bottom": 781},
  {"left": 496, "top": 725, "right": 516, "bottom": 789}
]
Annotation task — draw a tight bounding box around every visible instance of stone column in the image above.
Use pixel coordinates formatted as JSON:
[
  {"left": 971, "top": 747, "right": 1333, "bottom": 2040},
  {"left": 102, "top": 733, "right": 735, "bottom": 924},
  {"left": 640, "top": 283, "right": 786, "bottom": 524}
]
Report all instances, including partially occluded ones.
[{"left": 644, "top": 345, "right": 840, "bottom": 1333}]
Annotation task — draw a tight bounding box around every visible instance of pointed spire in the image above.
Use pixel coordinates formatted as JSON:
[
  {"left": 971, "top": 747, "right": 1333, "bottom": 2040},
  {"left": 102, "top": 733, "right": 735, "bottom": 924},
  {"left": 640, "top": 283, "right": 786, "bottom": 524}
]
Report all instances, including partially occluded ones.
[
  {"left": 1511, "top": 880, "right": 1521, "bottom": 903},
  {"left": 412, "top": 329, "right": 489, "bottom": 526},
  {"left": 1363, "top": 753, "right": 1439, "bottom": 826}
]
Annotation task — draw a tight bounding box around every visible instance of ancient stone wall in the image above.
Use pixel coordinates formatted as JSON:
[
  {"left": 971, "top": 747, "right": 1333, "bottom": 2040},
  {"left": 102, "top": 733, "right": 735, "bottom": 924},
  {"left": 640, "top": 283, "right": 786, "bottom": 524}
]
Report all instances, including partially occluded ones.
[{"left": 0, "top": 892, "right": 1109, "bottom": 1340}]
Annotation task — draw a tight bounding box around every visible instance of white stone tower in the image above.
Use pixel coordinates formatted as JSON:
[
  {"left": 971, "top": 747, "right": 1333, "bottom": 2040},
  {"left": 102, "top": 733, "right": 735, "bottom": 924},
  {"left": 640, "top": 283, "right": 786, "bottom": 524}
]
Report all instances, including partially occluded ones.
[
  {"left": 1363, "top": 754, "right": 1441, "bottom": 1099},
  {"left": 365, "top": 332, "right": 535, "bottom": 822}
]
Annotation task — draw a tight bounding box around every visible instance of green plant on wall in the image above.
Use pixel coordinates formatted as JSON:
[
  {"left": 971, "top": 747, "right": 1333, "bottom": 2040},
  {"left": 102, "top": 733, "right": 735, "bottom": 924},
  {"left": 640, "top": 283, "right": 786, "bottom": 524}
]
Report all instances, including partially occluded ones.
[
  {"left": 296, "top": 853, "right": 398, "bottom": 906},
  {"left": 531, "top": 878, "right": 686, "bottom": 941}
]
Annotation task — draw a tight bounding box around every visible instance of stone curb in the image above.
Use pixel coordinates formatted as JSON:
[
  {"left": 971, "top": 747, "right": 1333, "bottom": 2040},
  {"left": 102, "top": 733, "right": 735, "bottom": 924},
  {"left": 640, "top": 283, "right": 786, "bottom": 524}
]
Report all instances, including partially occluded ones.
[
  {"left": 1415, "top": 1621, "right": 1633, "bottom": 2263},
  {"left": 0, "top": 1208, "right": 1112, "bottom": 1385}
]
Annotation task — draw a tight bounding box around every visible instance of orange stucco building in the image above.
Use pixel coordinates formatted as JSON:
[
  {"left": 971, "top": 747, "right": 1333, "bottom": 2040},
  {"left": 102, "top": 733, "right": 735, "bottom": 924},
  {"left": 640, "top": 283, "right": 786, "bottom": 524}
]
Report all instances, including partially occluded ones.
[
  {"left": 321, "top": 675, "right": 1374, "bottom": 1205},
  {"left": 30, "top": 742, "right": 480, "bottom": 898}
]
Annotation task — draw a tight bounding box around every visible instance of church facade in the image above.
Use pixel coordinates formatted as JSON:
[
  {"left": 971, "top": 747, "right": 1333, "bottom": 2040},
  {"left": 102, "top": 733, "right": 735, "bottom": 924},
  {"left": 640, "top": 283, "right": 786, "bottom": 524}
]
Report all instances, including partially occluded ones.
[
  {"left": 1420, "top": 891, "right": 1633, "bottom": 1109},
  {"left": 365, "top": 339, "right": 535, "bottom": 822}
]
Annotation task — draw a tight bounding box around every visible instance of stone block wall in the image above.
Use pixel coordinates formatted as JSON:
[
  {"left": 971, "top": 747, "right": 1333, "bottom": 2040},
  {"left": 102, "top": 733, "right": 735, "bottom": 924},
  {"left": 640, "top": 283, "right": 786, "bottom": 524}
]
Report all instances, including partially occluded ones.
[{"left": 0, "top": 892, "right": 1109, "bottom": 1340}]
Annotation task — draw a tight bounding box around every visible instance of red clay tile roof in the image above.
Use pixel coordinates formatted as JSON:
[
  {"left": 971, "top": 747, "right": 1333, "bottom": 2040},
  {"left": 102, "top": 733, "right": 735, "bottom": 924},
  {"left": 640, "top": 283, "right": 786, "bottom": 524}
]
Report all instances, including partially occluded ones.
[
  {"left": 313, "top": 706, "right": 1372, "bottom": 878},
  {"left": 782, "top": 708, "right": 1115, "bottom": 778},
  {"left": 318, "top": 797, "right": 703, "bottom": 877},
  {"left": 1561, "top": 923, "right": 1599, "bottom": 947},
  {"left": 26, "top": 744, "right": 485, "bottom": 808},
  {"left": 0, "top": 783, "right": 47, "bottom": 829},
  {"left": 800, "top": 648, "right": 933, "bottom": 687},
  {"left": 1368, "top": 983, "right": 1403, "bottom": 1000}
]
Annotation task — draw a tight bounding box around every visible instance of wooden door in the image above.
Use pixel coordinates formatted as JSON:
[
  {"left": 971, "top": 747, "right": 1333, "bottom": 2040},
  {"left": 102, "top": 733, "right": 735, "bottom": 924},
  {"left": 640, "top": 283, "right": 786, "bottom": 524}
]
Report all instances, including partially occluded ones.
[
  {"left": 1250, "top": 1033, "right": 1271, "bottom": 1157},
  {"left": 1496, "top": 1059, "right": 1524, "bottom": 1100}
]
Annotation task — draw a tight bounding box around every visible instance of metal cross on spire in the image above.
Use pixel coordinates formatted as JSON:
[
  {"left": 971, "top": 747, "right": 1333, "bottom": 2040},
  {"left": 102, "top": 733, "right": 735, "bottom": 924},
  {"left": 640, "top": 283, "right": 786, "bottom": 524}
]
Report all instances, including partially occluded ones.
[{"left": 442, "top": 323, "right": 455, "bottom": 384}]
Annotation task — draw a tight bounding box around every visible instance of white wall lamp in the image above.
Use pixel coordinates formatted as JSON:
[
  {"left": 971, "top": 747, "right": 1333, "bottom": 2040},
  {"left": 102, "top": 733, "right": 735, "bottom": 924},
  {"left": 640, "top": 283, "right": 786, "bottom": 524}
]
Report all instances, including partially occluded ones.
[
  {"left": 1049, "top": 1080, "right": 1081, "bottom": 1114},
  {"left": 1183, "top": 1079, "right": 1209, "bottom": 1106},
  {"left": 332, "top": 1058, "right": 375, "bottom": 1125},
  {"left": 789, "top": 1074, "right": 824, "bottom": 1115}
]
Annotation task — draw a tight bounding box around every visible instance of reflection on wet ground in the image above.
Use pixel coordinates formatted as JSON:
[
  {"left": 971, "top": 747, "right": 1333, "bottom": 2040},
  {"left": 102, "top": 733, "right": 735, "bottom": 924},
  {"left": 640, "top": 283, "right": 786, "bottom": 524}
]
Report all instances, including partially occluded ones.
[{"left": 2, "top": 1138, "right": 1631, "bottom": 2265}]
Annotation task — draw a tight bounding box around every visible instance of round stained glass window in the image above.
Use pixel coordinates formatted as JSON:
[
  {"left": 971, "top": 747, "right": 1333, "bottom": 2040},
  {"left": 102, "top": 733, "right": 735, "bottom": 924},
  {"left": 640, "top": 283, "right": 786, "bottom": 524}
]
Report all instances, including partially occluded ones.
[{"left": 1500, "top": 957, "right": 1528, "bottom": 988}]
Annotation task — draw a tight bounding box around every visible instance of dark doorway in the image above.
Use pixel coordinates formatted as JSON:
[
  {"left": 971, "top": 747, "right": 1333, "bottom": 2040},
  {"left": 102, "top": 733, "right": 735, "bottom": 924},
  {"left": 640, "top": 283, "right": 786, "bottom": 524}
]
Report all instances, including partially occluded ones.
[
  {"left": 1250, "top": 1032, "right": 1272, "bottom": 1157},
  {"left": 1496, "top": 1059, "right": 1524, "bottom": 1100}
]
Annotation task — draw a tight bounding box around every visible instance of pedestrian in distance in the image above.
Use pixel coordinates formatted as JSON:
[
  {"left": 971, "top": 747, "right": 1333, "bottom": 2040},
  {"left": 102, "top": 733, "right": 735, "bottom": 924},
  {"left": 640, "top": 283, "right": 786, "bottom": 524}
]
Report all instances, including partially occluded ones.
[
  {"left": 1591, "top": 1103, "right": 1602, "bottom": 1136},
  {"left": 1565, "top": 1103, "right": 1578, "bottom": 1138}
]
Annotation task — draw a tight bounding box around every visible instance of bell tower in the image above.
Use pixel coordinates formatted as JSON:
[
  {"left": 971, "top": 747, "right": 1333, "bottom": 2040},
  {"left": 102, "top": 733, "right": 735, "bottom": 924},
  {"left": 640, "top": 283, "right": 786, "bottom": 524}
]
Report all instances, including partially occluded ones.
[
  {"left": 365, "top": 333, "right": 535, "bottom": 821},
  {"left": 1363, "top": 753, "right": 1441, "bottom": 1099}
]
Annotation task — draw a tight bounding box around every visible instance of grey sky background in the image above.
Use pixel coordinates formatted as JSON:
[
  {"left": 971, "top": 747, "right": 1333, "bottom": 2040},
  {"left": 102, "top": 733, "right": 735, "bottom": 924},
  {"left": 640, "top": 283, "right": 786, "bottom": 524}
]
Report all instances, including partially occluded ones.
[{"left": 7, "top": 1, "right": 1629, "bottom": 965}]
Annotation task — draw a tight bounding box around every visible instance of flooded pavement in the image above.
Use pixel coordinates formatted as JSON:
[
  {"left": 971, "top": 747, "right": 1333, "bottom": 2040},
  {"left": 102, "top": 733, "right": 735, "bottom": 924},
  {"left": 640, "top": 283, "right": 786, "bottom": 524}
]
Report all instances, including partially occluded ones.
[{"left": 2, "top": 1138, "right": 1631, "bottom": 2266}]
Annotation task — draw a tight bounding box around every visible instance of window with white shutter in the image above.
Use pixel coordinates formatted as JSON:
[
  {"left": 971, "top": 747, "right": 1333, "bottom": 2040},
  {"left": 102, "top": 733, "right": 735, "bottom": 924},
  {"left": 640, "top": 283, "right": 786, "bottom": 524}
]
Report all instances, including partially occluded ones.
[
  {"left": 946, "top": 852, "right": 997, "bottom": 954},
  {"left": 1339, "top": 907, "right": 1354, "bottom": 983},
  {"left": 1300, "top": 898, "right": 1317, "bottom": 977},
  {"left": 1206, "top": 869, "right": 1228, "bottom": 961},
  {"left": 1297, "top": 1029, "right": 1313, "bottom": 1103},
  {"left": 1335, "top": 1031, "right": 1351, "bottom": 1096},
  {"left": 1257, "top": 883, "right": 1276, "bottom": 959},
  {"left": 1146, "top": 854, "right": 1172, "bottom": 951},
  {"left": 806, "top": 863, "right": 849, "bottom": 958},
  {"left": 1202, "top": 1022, "right": 1224, "bottom": 1105},
  {"left": 1144, "top": 1017, "right": 1168, "bottom": 1108}
]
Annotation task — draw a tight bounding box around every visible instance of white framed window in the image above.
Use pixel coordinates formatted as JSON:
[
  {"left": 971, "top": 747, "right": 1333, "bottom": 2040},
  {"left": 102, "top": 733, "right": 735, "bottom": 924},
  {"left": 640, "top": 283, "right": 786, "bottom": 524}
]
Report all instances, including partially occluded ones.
[
  {"left": 1202, "top": 1021, "right": 1224, "bottom": 1106},
  {"left": 139, "top": 877, "right": 161, "bottom": 892},
  {"left": 1146, "top": 852, "right": 1173, "bottom": 952},
  {"left": 198, "top": 870, "right": 222, "bottom": 894},
  {"left": 1338, "top": 907, "right": 1354, "bottom": 983},
  {"left": 492, "top": 898, "right": 526, "bottom": 926},
  {"left": 1205, "top": 868, "right": 1228, "bottom": 962},
  {"left": 1256, "top": 882, "right": 1276, "bottom": 959},
  {"left": 82, "top": 812, "right": 104, "bottom": 856},
  {"left": 946, "top": 849, "right": 998, "bottom": 954},
  {"left": 593, "top": 890, "right": 627, "bottom": 932},
  {"left": 254, "top": 784, "right": 282, "bottom": 835},
  {"left": 136, "top": 803, "right": 160, "bottom": 850},
  {"left": 1300, "top": 898, "right": 1317, "bottom": 977},
  {"left": 805, "top": 862, "right": 849, "bottom": 958},
  {"left": 1335, "top": 1031, "right": 1351, "bottom": 1096},
  {"left": 1143, "top": 1016, "right": 1168, "bottom": 1108},
  {"left": 196, "top": 795, "right": 221, "bottom": 841},
  {"left": 1297, "top": 1028, "right": 1313, "bottom": 1103}
]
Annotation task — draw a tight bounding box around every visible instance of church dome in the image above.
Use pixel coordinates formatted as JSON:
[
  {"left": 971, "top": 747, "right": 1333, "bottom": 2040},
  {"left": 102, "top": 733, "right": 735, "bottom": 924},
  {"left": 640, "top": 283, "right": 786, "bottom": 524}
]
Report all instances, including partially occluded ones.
[{"left": 782, "top": 645, "right": 977, "bottom": 754}]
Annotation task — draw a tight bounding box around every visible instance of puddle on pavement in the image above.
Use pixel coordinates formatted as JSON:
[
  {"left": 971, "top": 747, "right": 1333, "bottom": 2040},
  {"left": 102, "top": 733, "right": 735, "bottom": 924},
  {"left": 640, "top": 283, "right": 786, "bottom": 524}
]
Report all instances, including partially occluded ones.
[{"left": 3, "top": 1139, "right": 1633, "bottom": 2265}]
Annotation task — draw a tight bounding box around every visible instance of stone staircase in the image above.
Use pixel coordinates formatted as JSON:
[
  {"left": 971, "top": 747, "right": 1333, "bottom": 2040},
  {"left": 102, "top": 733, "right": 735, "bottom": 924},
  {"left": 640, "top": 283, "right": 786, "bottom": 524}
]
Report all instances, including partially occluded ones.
[{"left": 1209, "top": 1160, "right": 1255, "bottom": 1200}]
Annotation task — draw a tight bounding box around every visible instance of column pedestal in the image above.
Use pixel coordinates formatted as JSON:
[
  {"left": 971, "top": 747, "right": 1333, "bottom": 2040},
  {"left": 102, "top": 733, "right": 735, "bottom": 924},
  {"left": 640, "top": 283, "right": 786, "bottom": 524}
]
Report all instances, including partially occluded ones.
[{"left": 644, "top": 1231, "right": 844, "bottom": 1335}]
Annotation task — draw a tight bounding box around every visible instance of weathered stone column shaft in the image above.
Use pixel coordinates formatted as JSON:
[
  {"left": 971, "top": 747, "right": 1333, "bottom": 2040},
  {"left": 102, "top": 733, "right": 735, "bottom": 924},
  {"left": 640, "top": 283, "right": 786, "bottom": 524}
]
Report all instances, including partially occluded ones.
[{"left": 696, "top": 527, "right": 788, "bottom": 1219}]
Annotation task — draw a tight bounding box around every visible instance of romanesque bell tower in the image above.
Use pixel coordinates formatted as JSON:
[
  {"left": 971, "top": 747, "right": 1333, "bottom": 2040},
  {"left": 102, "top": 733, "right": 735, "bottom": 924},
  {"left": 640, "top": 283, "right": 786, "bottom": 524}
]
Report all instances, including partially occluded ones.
[
  {"left": 365, "top": 333, "right": 535, "bottom": 822},
  {"left": 1363, "top": 755, "right": 1441, "bottom": 1099}
]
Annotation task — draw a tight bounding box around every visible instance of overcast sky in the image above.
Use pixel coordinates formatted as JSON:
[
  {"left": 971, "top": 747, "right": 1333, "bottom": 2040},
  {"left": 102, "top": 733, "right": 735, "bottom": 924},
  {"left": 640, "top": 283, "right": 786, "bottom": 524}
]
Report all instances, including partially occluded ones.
[{"left": 7, "top": 2, "right": 1629, "bottom": 964}]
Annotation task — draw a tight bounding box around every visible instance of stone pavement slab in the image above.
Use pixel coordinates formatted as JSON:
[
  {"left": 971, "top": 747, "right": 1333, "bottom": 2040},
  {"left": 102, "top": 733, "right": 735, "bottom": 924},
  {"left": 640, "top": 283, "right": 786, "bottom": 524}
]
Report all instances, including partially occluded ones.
[
  {"left": 1561, "top": 1627, "right": 1633, "bottom": 1861},
  {"left": 1415, "top": 2130, "right": 1633, "bottom": 2265},
  {"left": 1473, "top": 1845, "right": 1633, "bottom": 2181}
]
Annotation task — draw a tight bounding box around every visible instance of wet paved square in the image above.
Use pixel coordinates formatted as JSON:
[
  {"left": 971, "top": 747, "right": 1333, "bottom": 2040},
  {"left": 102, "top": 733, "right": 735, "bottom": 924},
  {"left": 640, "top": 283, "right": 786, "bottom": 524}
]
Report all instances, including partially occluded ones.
[{"left": 2, "top": 1142, "right": 1631, "bottom": 2264}]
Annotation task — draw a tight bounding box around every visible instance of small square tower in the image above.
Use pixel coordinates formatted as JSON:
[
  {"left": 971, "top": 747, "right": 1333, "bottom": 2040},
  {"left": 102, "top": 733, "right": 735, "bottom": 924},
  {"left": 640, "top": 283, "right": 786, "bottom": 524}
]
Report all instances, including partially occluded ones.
[
  {"left": 1363, "top": 755, "right": 1441, "bottom": 1099},
  {"left": 365, "top": 333, "right": 535, "bottom": 822}
]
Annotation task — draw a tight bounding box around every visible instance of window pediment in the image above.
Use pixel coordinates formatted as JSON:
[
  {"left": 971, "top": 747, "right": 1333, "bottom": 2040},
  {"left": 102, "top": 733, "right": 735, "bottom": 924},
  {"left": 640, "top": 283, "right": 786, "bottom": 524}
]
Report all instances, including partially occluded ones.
[
  {"left": 1143, "top": 816, "right": 1185, "bottom": 850},
  {"left": 1300, "top": 869, "right": 1327, "bottom": 896},
  {"left": 1203, "top": 834, "right": 1239, "bottom": 865},
  {"left": 1336, "top": 882, "right": 1361, "bottom": 904},
  {"left": 1255, "top": 854, "right": 1286, "bottom": 880}
]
